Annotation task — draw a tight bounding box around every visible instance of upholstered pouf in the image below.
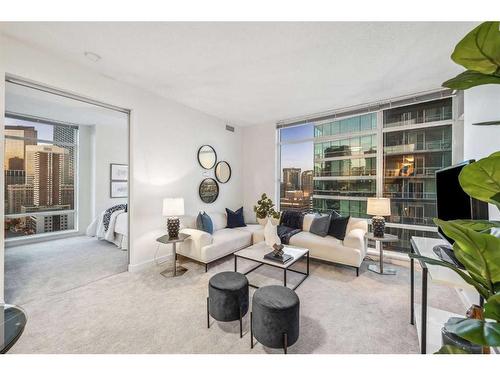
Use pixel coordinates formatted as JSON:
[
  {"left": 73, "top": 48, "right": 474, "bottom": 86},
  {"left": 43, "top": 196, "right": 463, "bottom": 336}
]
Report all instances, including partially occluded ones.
[
  {"left": 251, "top": 285, "right": 300, "bottom": 354},
  {"left": 207, "top": 271, "right": 249, "bottom": 338}
]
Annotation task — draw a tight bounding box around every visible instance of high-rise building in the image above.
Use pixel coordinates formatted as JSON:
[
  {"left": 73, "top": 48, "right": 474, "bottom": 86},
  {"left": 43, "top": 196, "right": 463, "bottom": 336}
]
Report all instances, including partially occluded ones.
[
  {"left": 7, "top": 184, "right": 34, "bottom": 214},
  {"left": 25, "top": 145, "right": 68, "bottom": 206},
  {"left": 282, "top": 168, "right": 301, "bottom": 191},
  {"left": 53, "top": 125, "right": 76, "bottom": 184},
  {"left": 22, "top": 205, "right": 73, "bottom": 234},
  {"left": 279, "top": 94, "right": 455, "bottom": 253},
  {"left": 382, "top": 98, "right": 453, "bottom": 251},
  {"left": 5, "top": 170, "right": 26, "bottom": 188},
  {"left": 301, "top": 170, "right": 313, "bottom": 197},
  {"left": 313, "top": 113, "right": 377, "bottom": 216},
  {"left": 4, "top": 125, "right": 37, "bottom": 170},
  {"left": 60, "top": 184, "right": 75, "bottom": 209}
]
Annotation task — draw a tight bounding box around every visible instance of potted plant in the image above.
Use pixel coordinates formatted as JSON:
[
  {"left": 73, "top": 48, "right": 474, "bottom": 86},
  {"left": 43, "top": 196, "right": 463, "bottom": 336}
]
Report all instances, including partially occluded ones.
[
  {"left": 412, "top": 23, "right": 500, "bottom": 353},
  {"left": 409, "top": 151, "right": 500, "bottom": 353},
  {"left": 442, "top": 22, "right": 500, "bottom": 91},
  {"left": 253, "top": 193, "right": 280, "bottom": 225}
]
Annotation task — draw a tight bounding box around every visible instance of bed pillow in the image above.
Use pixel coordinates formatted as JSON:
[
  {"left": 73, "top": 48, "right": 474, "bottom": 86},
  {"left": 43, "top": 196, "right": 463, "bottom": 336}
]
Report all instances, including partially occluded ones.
[
  {"left": 309, "top": 214, "right": 330, "bottom": 237},
  {"left": 328, "top": 215, "right": 350, "bottom": 240},
  {"left": 196, "top": 211, "right": 214, "bottom": 234},
  {"left": 226, "top": 207, "right": 247, "bottom": 228}
]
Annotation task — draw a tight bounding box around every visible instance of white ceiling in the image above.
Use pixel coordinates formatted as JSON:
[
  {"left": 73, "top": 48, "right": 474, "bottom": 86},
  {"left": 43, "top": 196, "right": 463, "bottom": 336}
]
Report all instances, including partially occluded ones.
[
  {"left": 0, "top": 22, "right": 477, "bottom": 126},
  {"left": 5, "top": 81, "right": 128, "bottom": 128}
]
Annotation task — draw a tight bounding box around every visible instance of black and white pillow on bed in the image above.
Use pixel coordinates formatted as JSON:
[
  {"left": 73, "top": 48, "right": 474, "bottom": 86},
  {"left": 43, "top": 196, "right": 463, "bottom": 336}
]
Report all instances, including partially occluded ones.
[{"left": 103, "top": 204, "right": 127, "bottom": 231}]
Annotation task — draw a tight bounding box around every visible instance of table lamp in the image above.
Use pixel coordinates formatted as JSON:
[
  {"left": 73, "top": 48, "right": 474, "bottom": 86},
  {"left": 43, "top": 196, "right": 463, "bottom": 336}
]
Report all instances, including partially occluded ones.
[
  {"left": 163, "top": 198, "right": 185, "bottom": 238},
  {"left": 367, "top": 198, "right": 391, "bottom": 237}
]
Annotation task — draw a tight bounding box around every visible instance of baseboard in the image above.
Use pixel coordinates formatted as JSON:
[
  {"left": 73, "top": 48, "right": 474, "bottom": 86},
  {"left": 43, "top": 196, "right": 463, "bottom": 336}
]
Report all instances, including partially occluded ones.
[{"left": 128, "top": 254, "right": 172, "bottom": 273}]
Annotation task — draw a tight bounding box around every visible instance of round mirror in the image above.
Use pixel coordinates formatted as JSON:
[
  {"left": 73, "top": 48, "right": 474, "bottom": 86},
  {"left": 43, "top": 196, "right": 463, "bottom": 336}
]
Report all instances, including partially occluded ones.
[
  {"left": 197, "top": 145, "right": 217, "bottom": 169},
  {"left": 215, "top": 161, "right": 231, "bottom": 183},
  {"left": 199, "top": 178, "right": 219, "bottom": 203}
]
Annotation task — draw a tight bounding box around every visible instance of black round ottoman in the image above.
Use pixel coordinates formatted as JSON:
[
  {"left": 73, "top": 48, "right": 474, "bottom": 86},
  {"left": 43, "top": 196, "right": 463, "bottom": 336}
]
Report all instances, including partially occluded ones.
[
  {"left": 207, "top": 271, "right": 249, "bottom": 338},
  {"left": 251, "top": 285, "right": 300, "bottom": 354}
]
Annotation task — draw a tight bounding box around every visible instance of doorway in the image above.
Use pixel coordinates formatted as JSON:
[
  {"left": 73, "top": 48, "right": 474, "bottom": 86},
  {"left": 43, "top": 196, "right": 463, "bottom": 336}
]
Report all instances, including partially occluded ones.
[{"left": 3, "top": 77, "right": 130, "bottom": 305}]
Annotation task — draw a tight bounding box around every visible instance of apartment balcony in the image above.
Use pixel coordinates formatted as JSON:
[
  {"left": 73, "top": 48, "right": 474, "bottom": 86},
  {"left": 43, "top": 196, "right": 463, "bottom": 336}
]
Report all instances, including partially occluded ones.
[
  {"left": 383, "top": 140, "right": 451, "bottom": 155},
  {"left": 314, "top": 169, "right": 376, "bottom": 178},
  {"left": 313, "top": 189, "right": 376, "bottom": 197},
  {"left": 387, "top": 215, "right": 435, "bottom": 226},
  {"left": 384, "top": 166, "right": 440, "bottom": 178},
  {"left": 384, "top": 191, "right": 436, "bottom": 200}
]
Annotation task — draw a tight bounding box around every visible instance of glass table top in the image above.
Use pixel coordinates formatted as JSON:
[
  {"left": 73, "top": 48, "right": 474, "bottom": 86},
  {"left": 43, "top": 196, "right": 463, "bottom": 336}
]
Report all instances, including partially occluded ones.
[{"left": 1, "top": 304, "right": 27, "bottom": 354}]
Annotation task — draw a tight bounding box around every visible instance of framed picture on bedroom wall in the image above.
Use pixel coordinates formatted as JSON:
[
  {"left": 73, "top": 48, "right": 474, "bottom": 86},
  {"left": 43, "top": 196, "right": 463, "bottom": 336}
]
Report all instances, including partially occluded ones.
[
  {"left": 110, "top": 181, "right": 128, "bottom": 198},
  {"left": 110, "top": 163, "right": 128, "bottom": 181}
]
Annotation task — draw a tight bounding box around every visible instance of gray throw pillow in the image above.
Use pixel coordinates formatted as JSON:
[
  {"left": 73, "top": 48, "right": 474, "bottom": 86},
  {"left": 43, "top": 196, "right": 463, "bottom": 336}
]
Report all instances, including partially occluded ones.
[
  {"left": 196, "top": 211, "right": 214, "bottom": 234},
  {"left": 309, "top": 214, "right": 330, "bottom": 237}
]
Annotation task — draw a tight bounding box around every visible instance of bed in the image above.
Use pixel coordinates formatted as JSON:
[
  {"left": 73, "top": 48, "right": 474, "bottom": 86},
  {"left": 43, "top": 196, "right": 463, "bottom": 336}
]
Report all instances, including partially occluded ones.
[{"left": 87, "top": 206, "right": 128, "bottom": 250}]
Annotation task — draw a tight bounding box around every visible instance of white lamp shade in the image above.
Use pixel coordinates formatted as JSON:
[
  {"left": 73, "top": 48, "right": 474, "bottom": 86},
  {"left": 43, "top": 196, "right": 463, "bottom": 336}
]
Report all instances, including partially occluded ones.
[
  {"left": 162, "top": 198, "right": 185, "bottom": 217},
  {"left": 366, "top": 198, "right": 391, "bottom": 216}
]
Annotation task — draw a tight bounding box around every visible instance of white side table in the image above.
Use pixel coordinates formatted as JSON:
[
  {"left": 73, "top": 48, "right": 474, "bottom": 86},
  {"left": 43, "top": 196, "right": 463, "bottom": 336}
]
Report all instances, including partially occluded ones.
[{"left": 364, "top": 232, "right": 399, "bottom": 275}]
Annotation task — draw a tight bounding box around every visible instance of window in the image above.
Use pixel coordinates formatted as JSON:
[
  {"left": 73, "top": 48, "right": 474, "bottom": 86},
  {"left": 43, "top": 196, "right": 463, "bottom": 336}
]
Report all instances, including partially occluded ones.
[
  {"left": 4, "top": 117, "right": 78, "bottom": 239},
  {"left": 278, "top": 96, "right": 456, "bottom": 253}
]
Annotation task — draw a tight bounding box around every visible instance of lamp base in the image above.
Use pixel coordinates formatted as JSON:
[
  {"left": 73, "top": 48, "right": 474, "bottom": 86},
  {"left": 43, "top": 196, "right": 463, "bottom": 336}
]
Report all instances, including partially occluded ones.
[
  {"left": 372, "top": 216, "right": 385, "bottom": 237},
  {"left": 167, "top": 217, "right": 180, "bottom": 239}
]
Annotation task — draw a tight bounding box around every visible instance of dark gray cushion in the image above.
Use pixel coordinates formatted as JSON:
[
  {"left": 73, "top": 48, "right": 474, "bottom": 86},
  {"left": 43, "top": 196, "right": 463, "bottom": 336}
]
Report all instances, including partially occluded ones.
[
  {"left": 252, "top": 285, "right": 300, "bottom": 349},
  {"left": 208, "top": 272, "right": 249, "bottom": 322},
  {"left": 309, "top": 214, "right": 330, "bottom": 237},
  {"left": 328, "top": 215, "right": 350, "bottom": 240}
]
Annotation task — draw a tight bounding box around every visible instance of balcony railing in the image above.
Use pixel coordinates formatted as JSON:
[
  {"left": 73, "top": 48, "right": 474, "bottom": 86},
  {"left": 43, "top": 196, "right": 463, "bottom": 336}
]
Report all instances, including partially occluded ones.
[
  {"left": 383, "top": 191, "right": 437, "bottom": 200},
  {"left": 384, "top": 166, "right": 441, "bottom": 177},
  {"left": 383, "top": 140, "right": 451, "bottom": 154},
  {"left": 314, "top": 169, "right": 376, "bottom": 177},
  {"left": 313, "top": 189, "right": 376, "bottom": 197}
]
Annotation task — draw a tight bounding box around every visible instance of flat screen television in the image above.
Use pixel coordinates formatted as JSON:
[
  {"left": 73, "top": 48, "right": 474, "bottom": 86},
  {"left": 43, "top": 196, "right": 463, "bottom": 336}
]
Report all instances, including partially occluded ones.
[{"left": 435, "top": 160, "right": 489, "bottom": 246}]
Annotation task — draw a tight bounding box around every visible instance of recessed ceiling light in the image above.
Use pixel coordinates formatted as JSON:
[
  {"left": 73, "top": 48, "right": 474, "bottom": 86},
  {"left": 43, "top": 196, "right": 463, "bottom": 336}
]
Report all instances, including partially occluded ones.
[{"left": 84, "top": 51, "right": 101, "bottom": 63}]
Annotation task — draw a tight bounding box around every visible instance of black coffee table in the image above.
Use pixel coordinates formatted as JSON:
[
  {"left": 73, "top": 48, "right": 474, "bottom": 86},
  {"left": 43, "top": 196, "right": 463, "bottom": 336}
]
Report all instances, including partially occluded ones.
[{"left": 1, "top": 304, "right": 27, "bottom": 354}]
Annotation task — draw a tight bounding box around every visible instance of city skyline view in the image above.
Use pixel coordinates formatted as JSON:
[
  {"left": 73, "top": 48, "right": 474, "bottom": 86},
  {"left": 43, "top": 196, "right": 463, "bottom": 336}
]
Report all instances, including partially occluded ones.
[
  {"left": 279, "top": 98, "right": 454, "bottom": 252},
  {"left": 4, "top": 117, "right": 76, "bottom": 238}
]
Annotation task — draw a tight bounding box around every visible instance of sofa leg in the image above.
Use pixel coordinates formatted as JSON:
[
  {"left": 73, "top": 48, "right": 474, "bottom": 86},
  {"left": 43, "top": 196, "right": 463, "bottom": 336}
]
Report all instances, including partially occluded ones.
[
  {"left": 356, "top": 267, "right": 359, "bottom": 277},
  {"left": 205, "top": 263, "right": 208, "bottom": 272}
]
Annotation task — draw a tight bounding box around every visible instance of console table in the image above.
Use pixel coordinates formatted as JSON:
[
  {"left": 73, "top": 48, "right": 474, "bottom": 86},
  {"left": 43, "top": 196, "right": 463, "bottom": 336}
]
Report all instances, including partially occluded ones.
[{"left": 410, "top": 236, "right": 478, "bottom": 354}]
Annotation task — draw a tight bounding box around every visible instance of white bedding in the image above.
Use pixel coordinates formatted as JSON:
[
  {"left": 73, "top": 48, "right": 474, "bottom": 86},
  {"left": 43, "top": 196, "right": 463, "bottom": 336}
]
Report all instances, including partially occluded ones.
[{"left": 87, "top": 210, "right": 128, "bottom": 250}]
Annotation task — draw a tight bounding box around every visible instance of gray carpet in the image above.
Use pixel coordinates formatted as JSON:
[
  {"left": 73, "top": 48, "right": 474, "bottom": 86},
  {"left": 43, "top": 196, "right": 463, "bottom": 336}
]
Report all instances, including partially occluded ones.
[
  {"left": 5, "top": 235, "right": 128, "bottom": 305},
  {"left": 7, "top": 250, "right": 465, "bottom": 354}
]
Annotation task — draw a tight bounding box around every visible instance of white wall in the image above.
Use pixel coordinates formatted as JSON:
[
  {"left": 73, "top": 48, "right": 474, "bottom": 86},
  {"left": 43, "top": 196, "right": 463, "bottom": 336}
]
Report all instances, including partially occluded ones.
[
  {"left": 90, "top": 122, "right": 128, "bottom": 219},
  {"left": 464, "top": 85, "right": 500, "bottom": 220},
  {"left": 0, "top": 42, "right": 5, "bottom": 304},
  {"left": 0, "top": 34, "right": 244, "bottom": 296},
  {"left": 242, "top": 123, "right": 277, "bottom": 222}
]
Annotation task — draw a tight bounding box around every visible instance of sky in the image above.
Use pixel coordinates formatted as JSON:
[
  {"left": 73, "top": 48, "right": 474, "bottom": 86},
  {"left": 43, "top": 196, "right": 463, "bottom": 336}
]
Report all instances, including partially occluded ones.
[
  {"left": 6, "top": 117, "right": 54, "bottom": 141},
  {"left": 280, "top": 124, "right": 314, "bottom": 176}
]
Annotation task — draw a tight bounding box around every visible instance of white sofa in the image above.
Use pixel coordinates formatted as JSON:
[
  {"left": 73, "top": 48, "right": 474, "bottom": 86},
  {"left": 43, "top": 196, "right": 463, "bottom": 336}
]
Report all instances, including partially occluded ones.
[
  {"left": 253, "top": 214, "right": 368, "bottom": 275},
  {"left": 178, "top": 211, "right": 368, "bottom": 275},
  {"left": 177, "top": 212, "right": 263, "bottom": 271}
]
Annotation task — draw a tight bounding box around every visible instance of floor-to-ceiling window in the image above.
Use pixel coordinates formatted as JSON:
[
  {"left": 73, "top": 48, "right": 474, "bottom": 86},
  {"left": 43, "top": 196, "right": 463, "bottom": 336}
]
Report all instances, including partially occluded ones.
[
  {"left": 278, "top": 92, "right": 458, "bottom": 253},
  {"left": 4, "top": 117, "right": 77, "bottom": 238}
]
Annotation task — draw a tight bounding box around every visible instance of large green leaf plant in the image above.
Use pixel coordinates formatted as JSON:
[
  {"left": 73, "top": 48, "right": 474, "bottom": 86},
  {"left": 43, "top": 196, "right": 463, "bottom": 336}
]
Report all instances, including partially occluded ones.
[
  {"left": 443, "top": 22, "right": 500, "bottom": 90},
  {"left": 409, "top": 151, "right": 500, "bottom": 353}
]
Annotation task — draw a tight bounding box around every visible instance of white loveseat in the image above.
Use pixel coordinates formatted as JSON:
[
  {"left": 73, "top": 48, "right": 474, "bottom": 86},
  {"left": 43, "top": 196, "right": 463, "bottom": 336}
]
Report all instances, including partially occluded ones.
[
  {"left": 253, "top": 214, "right": 368, "bottom": 275},
  {"left": 177, "top": 212, "right": 263, "bottom": 271}
]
